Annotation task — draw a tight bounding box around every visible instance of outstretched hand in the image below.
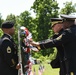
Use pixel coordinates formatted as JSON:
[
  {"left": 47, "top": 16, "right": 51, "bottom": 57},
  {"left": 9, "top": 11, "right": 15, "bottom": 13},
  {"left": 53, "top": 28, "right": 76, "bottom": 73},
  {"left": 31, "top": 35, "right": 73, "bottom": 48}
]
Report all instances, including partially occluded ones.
[
  {"left": 30, "top": 41, "right": 39, "bottom": 46},
  {"left": 29, "top": 41, "right": 41, "bottom": 50}
]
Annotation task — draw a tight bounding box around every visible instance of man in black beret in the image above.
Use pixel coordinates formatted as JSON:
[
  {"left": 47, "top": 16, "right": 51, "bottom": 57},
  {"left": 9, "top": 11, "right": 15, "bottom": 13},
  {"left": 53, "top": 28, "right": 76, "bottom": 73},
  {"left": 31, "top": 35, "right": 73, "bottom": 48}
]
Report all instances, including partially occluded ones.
[
  {"left": 0, "top": 21, "right": 20, "bottom": 75},
  {"left": 30, "top": 14, "right": 76, "bottom": 75},
  {"left": 1, "top": 21, "right": 14, "bottom": 28}
]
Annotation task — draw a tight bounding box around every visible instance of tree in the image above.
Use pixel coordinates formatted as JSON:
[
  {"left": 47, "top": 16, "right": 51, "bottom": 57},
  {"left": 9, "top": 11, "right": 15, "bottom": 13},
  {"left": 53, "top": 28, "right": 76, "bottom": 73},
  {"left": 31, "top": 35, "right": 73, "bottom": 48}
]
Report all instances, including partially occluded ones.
[
  {"left": 17, "top": 11, "right": 39, "bottom": 41},
  {"left": 0, "top": 13, "right": 4, "bottom": 37},
  {"left": 0, "top": 13, "right": 2, "bottom": 28},
  {"left": 6, "top": 14, "right": 18, "bottom": 43},
  {"left": 17, "top": 11, "right": 33, "bottom": 30},
  {"left": 6, "top": 14, "right": 16, "bottom": 23},
  {"left": 31, "top": 0, "right": 60, "bottom": 56},
  {"left": 60, "top": 1, "right": 76, "bottom": 15},
  {"left": 0, "top": 13, "right": 4, "bottom": 28},
  {"left": 31, "top": 0, "right": 59, "bottom": 40}
]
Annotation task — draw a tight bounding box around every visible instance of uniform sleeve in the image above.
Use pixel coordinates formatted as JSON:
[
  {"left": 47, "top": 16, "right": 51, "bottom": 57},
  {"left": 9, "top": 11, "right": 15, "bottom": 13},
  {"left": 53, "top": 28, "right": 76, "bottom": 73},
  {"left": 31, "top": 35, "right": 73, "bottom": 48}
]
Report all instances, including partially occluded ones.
[
  {"left": 1, "top": 40, "right": 17, "bottom": 68},
  {"left": 40, "top": 30, "right": 73, "bottom": 49}
]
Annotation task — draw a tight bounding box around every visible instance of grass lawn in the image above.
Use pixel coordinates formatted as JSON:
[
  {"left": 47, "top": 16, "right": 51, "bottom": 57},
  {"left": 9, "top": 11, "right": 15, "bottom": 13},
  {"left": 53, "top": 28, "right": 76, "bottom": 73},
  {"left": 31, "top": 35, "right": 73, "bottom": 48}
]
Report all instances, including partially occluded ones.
[{"left": 32, "top": 63, "right": 59, "bottom": 75}]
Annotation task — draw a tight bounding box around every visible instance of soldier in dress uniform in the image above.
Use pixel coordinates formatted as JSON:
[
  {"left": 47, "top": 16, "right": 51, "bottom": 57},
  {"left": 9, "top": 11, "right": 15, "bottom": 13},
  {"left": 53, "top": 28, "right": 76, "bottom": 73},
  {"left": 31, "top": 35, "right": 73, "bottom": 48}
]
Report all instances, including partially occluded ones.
[
  {"left": 30, "top": 14, "right": 76, "bottom": 75},
  {"left": 50, "top": 18, "right": 66, "bottom": 75},
  {"left": 0, "top": 21, "right": 20, "bottom": 75}
]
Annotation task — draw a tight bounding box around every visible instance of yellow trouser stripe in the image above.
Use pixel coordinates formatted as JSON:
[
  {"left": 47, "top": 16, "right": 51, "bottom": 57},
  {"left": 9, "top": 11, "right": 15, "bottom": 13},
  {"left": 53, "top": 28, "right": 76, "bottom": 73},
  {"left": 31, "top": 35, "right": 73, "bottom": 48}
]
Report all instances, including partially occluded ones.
[{"left": 70, "top": 72, "right": 74, "bottom": 75}]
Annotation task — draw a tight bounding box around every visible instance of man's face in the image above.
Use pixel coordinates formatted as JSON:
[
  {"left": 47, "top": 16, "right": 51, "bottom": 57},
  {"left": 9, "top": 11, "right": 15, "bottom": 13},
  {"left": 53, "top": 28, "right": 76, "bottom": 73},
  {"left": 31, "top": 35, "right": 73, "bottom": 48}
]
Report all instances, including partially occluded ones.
[
  {"left": 9, "top": 27, "right": 15, "bottom": 35},
  {"left": 52, "top": 23, "right": 63, "bottom": 33},
  {"left": 63, "top": 21, "right": 69, "bottom": 29}
]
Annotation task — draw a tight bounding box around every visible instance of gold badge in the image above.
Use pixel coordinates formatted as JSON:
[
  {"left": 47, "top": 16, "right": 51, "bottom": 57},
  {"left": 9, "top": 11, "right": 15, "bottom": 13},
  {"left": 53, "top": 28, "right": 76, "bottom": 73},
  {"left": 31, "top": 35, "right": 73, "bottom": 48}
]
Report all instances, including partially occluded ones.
[
  {"left": 11, "top": 59, "right": 15, "bottom": 65},
  {"left": 7, "top": 46, "right": 11, "bottom": 53}
]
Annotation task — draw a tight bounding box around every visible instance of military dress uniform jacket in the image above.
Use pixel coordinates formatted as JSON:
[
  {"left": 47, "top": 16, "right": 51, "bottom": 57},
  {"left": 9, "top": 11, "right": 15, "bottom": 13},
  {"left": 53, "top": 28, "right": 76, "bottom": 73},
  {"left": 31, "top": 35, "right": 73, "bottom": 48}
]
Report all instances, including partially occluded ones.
[
  {"left": 0, "top": 34, "right": 18, "bottom": 75},
  {"left": 39, "top": 25, "right": 76, "bottom": 73},
  {"left": 51, "top": 29, "right": 66, "bottom": 75}
]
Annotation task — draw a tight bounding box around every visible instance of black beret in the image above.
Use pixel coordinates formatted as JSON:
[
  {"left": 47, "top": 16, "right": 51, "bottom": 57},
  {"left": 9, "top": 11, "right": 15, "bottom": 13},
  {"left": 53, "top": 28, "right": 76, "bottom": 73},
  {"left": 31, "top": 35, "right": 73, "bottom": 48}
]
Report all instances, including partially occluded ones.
[
  {"left": 50, "top": 18, "right": 63, "bottom": 27},
  {"left": 1, "top": 21, "right": 14, "bottom": 28},
  {"left": 60, "top": 14, "right": 76, "bottom": 21}
]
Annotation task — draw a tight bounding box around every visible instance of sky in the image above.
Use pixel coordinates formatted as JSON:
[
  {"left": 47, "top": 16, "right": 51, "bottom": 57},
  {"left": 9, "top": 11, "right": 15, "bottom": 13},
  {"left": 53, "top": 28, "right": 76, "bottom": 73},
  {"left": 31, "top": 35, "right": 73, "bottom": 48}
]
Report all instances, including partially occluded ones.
[{"left": 0, "top": 0, "right": 76, "bottom": 20}]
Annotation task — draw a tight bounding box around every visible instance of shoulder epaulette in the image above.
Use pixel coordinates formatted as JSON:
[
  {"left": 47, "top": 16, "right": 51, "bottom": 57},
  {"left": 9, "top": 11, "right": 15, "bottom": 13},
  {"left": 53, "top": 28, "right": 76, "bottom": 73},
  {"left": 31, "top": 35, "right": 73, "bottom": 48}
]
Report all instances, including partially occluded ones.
[{"left": 2, "top": 37, "right": 11, "bottom": 42}]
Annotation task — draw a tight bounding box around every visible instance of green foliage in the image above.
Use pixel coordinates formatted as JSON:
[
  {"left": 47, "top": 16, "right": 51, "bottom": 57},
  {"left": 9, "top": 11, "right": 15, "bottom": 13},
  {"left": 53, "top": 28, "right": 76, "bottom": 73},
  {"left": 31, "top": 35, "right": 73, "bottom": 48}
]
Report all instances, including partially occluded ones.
[
  {"left": 32, "top": 52, "right": 42, "bottom": 58},
  {"left": 0, "top": 0, "right": 76, "bottom": 57},
  {"left": 31, "top": 0, "right": 60, "bottom": 40},
  {"left": 0, "top": 13, "right": 4, "bottom": 28},
  {"left": 32, "top": 64, "right": 59, "bottom": 75},
  {"left": 32, "top": 48, "right": 57, "bottom": 64},
  {"left": 48, "top": 48, "right": 57, "bottom": 60},
  {"left": 60, "top": 2, "right": 76, "bottom": 15},
  {"left": 5, "top": 14, "right": 18, "bottom": 43},
  {"left": 17, "top": 11, "right": 31, "bottom": 27},
  {"left": 31, "top": 0, "right": 60, "bottom": 55},
  {"left": 0, "top": 14, "right": 2, "bottom": 28},
  {"left": 39, "top": 56, "right": 45, "bottom": 62},
  {"left": 6, "top": 14, "right": 16, "bottom": 23},
  {"left": 17, "top": 11, "right": 38, "bottom": 41},
  {"left": 0, "top": 13, "right": 4, "bottom": 36},
  {"left": 0, "top": 28, "right": 3, "bottom": 37}
]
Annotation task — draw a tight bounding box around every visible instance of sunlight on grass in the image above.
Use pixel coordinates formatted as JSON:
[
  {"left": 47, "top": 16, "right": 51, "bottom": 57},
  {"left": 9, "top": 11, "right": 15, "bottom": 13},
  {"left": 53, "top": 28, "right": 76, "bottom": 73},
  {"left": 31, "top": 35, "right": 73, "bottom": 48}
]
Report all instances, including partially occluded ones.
[{"left": 32, "top": 63, "right": 59, "bottom": 75}]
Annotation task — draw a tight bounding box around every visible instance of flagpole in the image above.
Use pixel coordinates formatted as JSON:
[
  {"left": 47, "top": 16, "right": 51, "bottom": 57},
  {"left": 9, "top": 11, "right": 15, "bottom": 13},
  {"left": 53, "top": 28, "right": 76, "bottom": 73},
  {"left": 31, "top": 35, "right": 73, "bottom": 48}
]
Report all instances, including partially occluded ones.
[{"left": 18, "top": 25, "right": 24, "bottom": 75}]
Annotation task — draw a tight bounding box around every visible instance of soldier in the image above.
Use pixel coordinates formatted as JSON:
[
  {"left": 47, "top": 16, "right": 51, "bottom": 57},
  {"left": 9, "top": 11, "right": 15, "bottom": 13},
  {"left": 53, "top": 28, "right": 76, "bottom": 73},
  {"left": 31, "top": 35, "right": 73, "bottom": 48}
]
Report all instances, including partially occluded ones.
[
  {"left": 30, "top": 14, "right": 76, "bottom": 75},
  {"left": 0, "top": 21, "right": 20, "bottom": 75},
  {"left": 50, "top": 18, "right": 66, "bottom": 75}
]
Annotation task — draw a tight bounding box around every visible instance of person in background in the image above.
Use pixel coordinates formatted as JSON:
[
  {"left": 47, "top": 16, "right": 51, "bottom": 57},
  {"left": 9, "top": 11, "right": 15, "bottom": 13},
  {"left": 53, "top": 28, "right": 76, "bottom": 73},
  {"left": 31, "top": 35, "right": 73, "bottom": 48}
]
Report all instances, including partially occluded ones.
[
  {"left": 0, "top": 21, "right": 20, "bottom": 75},
  {"left": 30, "top": 14, "right": 76, "bottom": 75}
]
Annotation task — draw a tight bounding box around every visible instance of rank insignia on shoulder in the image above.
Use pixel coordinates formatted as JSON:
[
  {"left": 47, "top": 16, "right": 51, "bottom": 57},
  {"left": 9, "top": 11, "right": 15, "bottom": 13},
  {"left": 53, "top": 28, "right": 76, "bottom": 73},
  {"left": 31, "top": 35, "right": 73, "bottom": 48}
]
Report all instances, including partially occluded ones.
[
  {"left": 7, "top": 46, "right": 11, "bottom": 53},
  {"left": 56, "top": 34, "right": 62, "bottom": 40}
]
